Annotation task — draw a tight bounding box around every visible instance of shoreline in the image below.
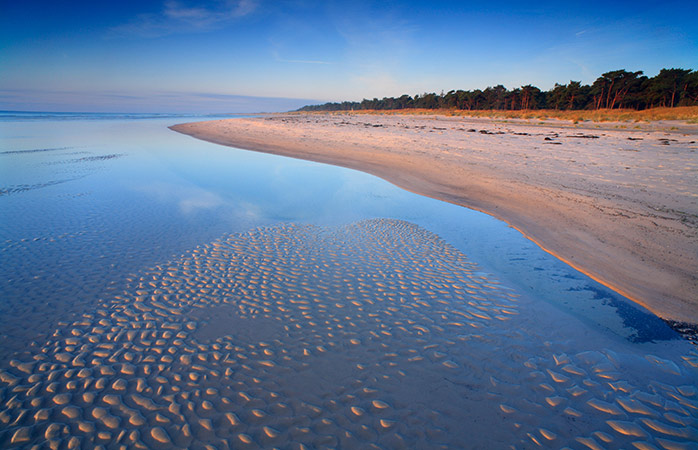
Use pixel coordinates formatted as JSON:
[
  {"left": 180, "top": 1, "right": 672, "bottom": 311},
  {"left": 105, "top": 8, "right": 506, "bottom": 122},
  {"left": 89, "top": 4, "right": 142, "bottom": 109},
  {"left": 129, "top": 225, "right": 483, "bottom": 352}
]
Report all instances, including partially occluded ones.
[{"left": 171, "top": 113, "right": 698, "bottom": 324}]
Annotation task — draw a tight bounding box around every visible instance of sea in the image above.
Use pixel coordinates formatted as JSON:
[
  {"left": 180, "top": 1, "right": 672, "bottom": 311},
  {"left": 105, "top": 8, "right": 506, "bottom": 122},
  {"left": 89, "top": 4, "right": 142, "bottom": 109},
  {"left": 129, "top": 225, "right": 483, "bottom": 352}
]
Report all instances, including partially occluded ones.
[{"left": 1, "top": 111, "right": 696, "bottom": 449}]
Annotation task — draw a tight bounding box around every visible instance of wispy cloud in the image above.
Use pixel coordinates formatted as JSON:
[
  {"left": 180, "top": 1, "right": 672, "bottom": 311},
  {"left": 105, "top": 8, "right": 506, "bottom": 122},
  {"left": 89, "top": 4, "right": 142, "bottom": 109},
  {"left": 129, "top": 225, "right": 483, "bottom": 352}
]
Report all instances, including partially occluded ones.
[
  {"left": 277, "top": 58, "right": 332, "bottom": 65},
  {"left": 109, "top": 0, "right": 258, "bottom": 38},
  {"left": 271, "top": 50, "right": 331, "bottom": 65},
  {"left": 133, "top": 182, "right": 263, "bottom": 222},
  {"left": 132, "top": 182, "right": 225, "bottom": 214}
]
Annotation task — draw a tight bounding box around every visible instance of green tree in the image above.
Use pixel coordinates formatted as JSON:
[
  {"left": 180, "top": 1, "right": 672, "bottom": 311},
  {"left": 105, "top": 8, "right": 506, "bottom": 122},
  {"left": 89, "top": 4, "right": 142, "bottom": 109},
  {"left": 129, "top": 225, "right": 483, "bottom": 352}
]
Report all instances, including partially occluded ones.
[
  {"left": 648, "top": 68, "right": 693, "bottom": 107},
  {"left": 681, "top": 71, "right": 698, "bottom": 105},
  {"left": 591, "top": 70, "right": 644, "bottom": 109},
  {"left": 298, "top": 67, "right": 696, "bottom": 112},
  {"left": 548, "top": 83, "right": 567, "bottom": 110},
  {"left": 520, "top": 85, "right": 541, "bottom": 110},
  {"left": 483, "top": 85, "right": 508, "bottom": 109},
  {"left": 504, "top": 88, "right": 521, "bottom": 110}
]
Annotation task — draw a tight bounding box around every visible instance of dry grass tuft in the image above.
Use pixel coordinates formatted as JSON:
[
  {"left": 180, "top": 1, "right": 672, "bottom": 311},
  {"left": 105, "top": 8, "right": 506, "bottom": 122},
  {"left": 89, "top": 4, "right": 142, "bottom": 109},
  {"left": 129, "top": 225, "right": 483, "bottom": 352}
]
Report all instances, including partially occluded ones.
[{"left": 296, "top": 106, "right": 698, "bottom": 123}]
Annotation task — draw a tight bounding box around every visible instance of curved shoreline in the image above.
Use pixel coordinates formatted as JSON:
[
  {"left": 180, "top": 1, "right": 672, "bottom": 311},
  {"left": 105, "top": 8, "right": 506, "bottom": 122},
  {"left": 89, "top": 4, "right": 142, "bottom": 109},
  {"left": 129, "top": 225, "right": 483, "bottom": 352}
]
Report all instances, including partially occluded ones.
[{"left": 171, "top": 113, "right": 698, "bottom": 323}]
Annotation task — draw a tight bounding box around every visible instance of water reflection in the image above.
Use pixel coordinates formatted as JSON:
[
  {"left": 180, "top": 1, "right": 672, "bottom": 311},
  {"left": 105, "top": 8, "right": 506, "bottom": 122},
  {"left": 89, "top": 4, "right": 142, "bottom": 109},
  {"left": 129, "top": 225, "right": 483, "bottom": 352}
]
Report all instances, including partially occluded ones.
[
  {"left": 0, "top": 117, "right": 681, "bottom": 342},
  {"left": 0, "top": 117, "right": 695, "bottom": 449}
]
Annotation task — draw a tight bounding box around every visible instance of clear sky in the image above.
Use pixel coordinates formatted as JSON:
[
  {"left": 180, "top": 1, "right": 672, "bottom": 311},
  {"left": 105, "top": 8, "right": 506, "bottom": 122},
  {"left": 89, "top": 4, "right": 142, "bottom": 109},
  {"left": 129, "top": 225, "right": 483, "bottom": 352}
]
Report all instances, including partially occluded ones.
[{"left": 1, "top": 0, "right": 696, "bottom": 113}]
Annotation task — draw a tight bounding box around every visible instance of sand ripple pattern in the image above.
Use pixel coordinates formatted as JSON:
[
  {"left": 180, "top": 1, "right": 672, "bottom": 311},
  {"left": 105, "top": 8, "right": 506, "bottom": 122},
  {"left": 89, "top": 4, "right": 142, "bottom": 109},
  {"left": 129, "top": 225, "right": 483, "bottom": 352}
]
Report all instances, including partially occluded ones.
[{"left": 0, "top": 219, "right": 696, "bottom": 449}]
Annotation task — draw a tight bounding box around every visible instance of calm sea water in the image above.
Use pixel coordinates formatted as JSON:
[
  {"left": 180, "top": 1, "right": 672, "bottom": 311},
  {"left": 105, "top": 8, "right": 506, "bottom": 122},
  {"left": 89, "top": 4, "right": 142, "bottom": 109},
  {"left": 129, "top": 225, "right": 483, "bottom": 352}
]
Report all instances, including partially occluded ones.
[{"left": 1, "top": 113, "right": 696, "bottom": 448}]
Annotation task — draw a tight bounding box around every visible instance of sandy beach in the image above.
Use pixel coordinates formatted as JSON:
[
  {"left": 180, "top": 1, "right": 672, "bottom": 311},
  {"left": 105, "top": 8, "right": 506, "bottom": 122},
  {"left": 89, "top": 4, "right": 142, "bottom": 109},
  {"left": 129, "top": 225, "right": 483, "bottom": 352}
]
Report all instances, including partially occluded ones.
[{"left": 172, "top": 113, "right": 698, "bottom": 324}]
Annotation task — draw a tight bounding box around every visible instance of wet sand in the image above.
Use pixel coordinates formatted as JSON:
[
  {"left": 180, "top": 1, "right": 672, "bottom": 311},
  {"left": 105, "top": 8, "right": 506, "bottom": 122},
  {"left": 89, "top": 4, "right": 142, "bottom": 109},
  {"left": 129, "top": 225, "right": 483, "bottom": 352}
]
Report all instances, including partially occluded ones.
[
  {"left": 2, "top": 219, "right": 696, "bottom": 448},
  {"left": 171, "top": 114, "right": 698, "bottom": 324}
]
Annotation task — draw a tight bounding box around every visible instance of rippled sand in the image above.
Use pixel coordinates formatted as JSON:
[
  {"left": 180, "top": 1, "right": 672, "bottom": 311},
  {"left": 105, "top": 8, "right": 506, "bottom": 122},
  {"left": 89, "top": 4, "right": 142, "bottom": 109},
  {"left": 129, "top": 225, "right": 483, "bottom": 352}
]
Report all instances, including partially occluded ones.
[{"left": 1, "top": 219, "right": 696, "bottom": 449}]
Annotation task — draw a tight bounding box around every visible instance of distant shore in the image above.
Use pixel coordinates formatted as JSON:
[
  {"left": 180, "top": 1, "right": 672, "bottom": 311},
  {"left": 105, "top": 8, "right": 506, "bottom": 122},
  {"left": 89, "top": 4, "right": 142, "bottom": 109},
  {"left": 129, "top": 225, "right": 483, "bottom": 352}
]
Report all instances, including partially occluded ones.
[{"left": 171, "top": 113, "right": 698, "bottom": 324}]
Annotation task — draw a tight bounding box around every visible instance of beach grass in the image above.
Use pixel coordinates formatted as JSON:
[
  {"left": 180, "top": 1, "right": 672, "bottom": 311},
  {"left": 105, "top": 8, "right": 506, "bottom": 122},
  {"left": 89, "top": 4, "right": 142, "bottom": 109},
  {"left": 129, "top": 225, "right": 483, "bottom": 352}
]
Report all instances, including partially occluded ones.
[{"left": 295, "top": 106, "right": 698, "bottom": 123}]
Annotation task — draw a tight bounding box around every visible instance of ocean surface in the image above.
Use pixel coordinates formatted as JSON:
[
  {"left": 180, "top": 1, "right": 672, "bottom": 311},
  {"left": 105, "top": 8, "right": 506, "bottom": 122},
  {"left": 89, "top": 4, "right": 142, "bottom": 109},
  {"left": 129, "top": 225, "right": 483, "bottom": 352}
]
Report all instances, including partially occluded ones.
[{"left": 1, "top": 113, "right": 696, "bottom": 449}]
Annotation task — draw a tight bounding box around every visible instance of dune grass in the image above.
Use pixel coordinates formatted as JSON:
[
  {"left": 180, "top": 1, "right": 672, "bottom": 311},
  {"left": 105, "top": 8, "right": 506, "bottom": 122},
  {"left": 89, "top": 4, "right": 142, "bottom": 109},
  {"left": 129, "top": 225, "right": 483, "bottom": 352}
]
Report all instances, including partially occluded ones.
[{"left": 299, "top": 106, "right": 698, "bottom": 124}]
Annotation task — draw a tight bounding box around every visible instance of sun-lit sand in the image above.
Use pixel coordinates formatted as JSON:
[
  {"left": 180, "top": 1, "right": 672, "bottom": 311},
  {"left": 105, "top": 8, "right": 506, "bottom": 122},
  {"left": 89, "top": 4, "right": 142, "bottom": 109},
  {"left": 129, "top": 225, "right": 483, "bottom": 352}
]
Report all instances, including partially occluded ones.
[
  {"left": 2, "top": 219, "right": 696, "bottom": 448},
  {"left": 171, "top": 114, "right": 698, "bottom": 324}
]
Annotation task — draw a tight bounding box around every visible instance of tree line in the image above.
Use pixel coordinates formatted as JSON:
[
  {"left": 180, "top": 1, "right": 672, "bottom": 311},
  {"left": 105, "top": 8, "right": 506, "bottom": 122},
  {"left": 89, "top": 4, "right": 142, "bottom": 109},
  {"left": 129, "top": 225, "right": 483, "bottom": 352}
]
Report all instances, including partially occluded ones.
[{"left": 298, "top": 68, "right": 698, "bottom": 112}]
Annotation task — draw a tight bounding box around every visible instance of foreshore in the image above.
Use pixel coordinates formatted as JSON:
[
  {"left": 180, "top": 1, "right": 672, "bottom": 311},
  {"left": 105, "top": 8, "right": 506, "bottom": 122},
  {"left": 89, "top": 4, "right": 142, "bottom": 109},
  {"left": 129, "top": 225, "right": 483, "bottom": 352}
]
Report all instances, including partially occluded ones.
[{"left": 171, "top": 113, "right": 698, "bottom": 324}]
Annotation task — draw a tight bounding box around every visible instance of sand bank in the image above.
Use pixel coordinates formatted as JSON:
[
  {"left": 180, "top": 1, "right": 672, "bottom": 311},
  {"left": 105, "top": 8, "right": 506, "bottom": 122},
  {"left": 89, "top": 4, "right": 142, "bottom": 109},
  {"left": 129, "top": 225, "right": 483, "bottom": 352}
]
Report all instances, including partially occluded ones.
[{"left": 171, "top": 114, "right": 698, "bottom": 323}]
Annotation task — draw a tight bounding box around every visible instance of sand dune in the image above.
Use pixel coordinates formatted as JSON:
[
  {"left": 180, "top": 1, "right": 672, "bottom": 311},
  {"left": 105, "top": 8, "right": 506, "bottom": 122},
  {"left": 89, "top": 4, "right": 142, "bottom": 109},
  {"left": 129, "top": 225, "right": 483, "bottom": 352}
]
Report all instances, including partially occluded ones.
[{"left": 171, "top": 114, "right": 698, "bottom": 323}]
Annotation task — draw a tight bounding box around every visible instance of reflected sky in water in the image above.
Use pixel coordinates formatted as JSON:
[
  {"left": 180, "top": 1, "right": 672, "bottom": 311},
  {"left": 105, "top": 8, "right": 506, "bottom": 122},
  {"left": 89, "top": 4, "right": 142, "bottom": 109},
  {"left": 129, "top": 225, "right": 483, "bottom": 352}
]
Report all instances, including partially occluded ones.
[
  {"left": 3, "top": 115, "right": 697, "bottom": 449},
  {"left": 0, "top": 116, "right": 678, "bottom": 346}
]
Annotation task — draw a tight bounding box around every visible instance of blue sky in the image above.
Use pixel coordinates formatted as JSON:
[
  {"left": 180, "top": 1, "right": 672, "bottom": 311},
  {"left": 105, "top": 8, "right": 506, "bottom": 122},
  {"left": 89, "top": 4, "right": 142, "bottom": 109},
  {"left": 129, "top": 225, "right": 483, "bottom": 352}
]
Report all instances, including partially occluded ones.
[{"left": 1, "top": 0, "right": 696, "bottom": 113}]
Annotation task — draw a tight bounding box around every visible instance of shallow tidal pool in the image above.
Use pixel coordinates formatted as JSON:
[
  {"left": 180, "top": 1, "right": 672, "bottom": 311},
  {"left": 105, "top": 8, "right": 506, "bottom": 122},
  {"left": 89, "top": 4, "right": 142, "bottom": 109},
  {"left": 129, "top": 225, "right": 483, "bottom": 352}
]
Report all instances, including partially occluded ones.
[{"left": 1, "top": 114, "right": 696, "bottom": 449}]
